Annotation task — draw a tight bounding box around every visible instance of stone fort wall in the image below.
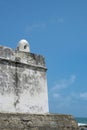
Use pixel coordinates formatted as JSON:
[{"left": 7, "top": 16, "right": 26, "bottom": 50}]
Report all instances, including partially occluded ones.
[{"left": 0, "top": 46, "right": 49, "bottom": 114}]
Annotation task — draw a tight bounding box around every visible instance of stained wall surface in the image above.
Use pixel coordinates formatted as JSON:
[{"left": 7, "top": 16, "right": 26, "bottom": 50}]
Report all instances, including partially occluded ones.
[{"left": 0, "top": 46, "right": 49, "bottom": 113}]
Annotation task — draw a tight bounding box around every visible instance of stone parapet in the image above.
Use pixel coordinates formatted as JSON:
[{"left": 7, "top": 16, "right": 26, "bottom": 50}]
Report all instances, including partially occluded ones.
[
  {"left": 0, "top": 113, "right": 79, "bottom": 130},
  {"left": 0, "top": 46, "right": 46, "bottom": 70}
]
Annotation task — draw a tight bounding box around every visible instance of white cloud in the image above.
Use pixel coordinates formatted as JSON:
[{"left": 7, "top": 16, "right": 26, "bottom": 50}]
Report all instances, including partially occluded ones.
[
  {"left": 57, "top": 18, "right": 64, "bottom": 24},
  {"left": 51, "top": 75, "right": 76, "bottom": 92},
  {"left": 49, "top": 75, "right": 76, "bottom": 99},
  {"left": 25, "top": 17, "right": 64, "bottom": 33},
  {"left": 50, "top": 17, "right": 64, "bottom": 24},
  {"left": 80, "top": 92, "right": 87, "bottom": 100},
  {"left": 49, "top": 75, "right": 87, "bottom": 115},
  {"left": 26, "top": 23, "right": 46, "bottom": 33},
  {"left": 50, "top": 92, "right": 79, "bottom": 112},
  {"left": 53, "top": 93, "right": 61, "bottom": 98}
]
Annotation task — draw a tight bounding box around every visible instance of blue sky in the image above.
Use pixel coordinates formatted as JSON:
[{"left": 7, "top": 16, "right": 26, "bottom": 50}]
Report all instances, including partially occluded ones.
[{"left": 0, "top": 0, "right": 87, "bottom": 117}]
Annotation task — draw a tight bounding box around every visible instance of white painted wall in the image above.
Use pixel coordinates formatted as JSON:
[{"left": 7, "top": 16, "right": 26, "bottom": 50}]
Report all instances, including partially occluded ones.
[{"left": 0, "top": 47, "right": 49, "bottom": 114}]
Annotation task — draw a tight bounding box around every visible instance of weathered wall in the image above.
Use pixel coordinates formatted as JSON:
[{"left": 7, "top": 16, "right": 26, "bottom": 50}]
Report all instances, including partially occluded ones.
[
  {"left": 0, "top": 46, "right": 49, "bottom": 113},
  {"left": 0, "top": 113, "right": 79, "bottom": 130}
]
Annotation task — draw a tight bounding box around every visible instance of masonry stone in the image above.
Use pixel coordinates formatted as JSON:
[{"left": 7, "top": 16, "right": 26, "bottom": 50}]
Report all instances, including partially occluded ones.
[{"left": 0, "top": 113, "right": 79, "bottom": 130}]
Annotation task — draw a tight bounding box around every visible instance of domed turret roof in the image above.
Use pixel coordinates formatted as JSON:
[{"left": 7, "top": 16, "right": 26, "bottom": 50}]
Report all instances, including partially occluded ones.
[{"left": 17, "top": 39, "right": 30, "bottom": 52}]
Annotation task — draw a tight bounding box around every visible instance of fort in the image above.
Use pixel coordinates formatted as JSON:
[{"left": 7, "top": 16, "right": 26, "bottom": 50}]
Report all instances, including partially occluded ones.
[
  {"left": 0, "top": 39, "right": 78, "bottom": 130},
  {"left": 0, "top": 39, "right": 48, "bottom": 114}
]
